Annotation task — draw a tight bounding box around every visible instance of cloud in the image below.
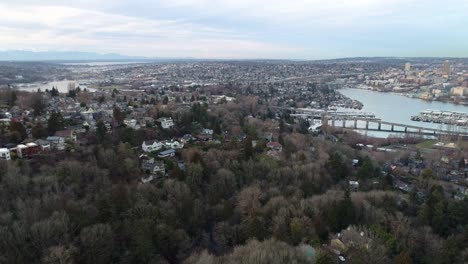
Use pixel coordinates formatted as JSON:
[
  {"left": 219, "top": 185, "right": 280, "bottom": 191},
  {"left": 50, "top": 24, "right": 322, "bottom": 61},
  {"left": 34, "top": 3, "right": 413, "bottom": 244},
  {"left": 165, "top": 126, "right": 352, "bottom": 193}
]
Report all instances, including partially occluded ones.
[
  {"left": 0, "top": 1, "right": 467, "bottom": 58},
  {"left": 0, "top": 3, "right": 302, "bottom": 58}
]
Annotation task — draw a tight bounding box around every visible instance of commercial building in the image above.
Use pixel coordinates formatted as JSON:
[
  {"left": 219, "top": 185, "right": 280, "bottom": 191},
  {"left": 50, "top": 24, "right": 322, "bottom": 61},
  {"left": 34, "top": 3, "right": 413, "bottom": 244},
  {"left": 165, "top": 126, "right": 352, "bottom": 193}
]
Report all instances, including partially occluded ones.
[{"left": 444, "top": 60, "right": 451, "bottom": 76}]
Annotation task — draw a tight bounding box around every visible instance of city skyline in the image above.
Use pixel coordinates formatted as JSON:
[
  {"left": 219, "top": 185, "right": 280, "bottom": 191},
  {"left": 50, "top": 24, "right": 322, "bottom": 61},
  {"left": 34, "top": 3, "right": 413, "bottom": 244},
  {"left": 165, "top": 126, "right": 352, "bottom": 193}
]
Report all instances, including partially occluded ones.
[{"left": 0, "top": 0, "right": 468, "bottom": 59}]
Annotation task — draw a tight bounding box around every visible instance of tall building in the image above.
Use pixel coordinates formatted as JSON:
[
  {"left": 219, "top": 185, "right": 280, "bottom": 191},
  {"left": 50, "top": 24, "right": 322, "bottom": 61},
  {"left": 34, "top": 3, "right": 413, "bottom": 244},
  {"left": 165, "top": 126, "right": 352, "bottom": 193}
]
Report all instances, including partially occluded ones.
[
  {"left": 443, "top": 60, "right": 451, "bottom": 75},
  {"left": 405, "top": 62, "right": 411, "bottom": 72}
]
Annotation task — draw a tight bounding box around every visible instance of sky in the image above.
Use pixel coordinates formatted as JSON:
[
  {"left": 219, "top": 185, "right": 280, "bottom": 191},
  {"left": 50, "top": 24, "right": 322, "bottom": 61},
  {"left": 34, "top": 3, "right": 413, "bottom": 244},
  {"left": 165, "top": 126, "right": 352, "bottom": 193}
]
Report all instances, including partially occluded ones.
[{"left": 0, "top": 0, "right": 467, "bottom": 59}]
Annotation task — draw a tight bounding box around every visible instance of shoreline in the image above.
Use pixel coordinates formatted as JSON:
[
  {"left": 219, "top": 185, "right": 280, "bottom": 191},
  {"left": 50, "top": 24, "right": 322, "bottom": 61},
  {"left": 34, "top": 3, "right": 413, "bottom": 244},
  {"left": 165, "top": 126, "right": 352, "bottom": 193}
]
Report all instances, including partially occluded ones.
[{"left": 341, "top": 87, "right": 468, "bottom": 107}]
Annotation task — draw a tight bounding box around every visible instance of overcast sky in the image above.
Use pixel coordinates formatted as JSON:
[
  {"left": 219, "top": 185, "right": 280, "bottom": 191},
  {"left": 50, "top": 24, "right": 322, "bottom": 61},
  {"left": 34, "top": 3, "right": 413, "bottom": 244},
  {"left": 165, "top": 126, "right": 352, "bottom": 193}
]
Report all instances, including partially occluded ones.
[{"left": 0, "top": 0, "right": 467, "bottom": 59}]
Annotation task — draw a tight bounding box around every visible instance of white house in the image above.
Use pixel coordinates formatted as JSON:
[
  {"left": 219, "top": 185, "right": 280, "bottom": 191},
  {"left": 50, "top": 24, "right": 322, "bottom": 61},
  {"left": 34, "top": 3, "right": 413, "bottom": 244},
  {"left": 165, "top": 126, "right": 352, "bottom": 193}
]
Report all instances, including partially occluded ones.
[
  {"left": 164, "top": 140, "right": 184, "bottom": 149},
  {"left": 212, "top": 95, "right": 236, "bottom": 104},
  {"left": 308, "top": 119, "right": 322, "bottom": 133},
  {"left": 0, "top": 148, "right": 11, "bottom": 160},
  {"left": 47, "top": 136, "right": 66, "bottom": 150},
  {"left": 124, "top": 119, "right": 139, "bottom": 129},
  {"left": 142, "top": 140, "right": 163, "bottom": 152},
  {"left": 349, "top": 181, "right": 359, "bottom": 191},
  {"left": 158, "top": 117, "right": 174, "bottom": 129},
  {"left": 80, "top": 108, "right": 95, "bottom": 120},
  {"left": 16, "top": 144, "right": 28, "bottom": 158},
  {"left": 202, "top": 128, "right": 213, "bottom": 135},
  {"left": 35, "top": 139, "right": 51, "bottom": 151}
]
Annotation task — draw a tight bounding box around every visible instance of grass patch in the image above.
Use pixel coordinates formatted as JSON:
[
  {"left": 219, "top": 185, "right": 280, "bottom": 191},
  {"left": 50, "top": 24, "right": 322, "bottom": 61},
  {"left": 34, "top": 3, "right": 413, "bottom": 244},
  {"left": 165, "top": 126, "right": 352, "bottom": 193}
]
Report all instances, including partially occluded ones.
[{"left": 416, "top": 139, "right": 437, "bottom": 149}]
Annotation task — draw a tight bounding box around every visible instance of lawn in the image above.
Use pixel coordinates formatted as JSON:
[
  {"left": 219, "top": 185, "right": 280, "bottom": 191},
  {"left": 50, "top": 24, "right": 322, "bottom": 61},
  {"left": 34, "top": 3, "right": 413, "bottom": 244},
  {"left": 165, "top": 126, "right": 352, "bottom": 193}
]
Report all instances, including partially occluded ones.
[{"left": 416, "top": 139, "right": 437, "bottom": 149}]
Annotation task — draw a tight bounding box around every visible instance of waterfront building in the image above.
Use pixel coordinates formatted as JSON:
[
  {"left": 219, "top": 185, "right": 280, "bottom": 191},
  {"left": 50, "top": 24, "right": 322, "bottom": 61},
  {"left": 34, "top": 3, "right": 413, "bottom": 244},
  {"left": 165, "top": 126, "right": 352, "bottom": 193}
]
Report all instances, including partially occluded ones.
[{"left": 451, "top": 86, "right": 468, "bottom": 96}]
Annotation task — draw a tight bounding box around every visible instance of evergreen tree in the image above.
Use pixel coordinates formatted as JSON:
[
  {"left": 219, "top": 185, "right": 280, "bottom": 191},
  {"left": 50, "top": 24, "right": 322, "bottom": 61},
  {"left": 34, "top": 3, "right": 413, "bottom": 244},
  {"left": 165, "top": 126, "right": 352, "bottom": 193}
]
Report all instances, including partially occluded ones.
[
  {"left": 67, "top": 89, "right": 76, "bottom": 98},
  {"left": 113, "top": 106, "right": 125, "bottom": 126},
  {"left": 9, "top": 122, "right": 27, "bottom": 143},
  {"left": 7, "top": 90, "right": 17, "bottom": 107},
  {"left": 458, "top": 157, "right": 465, "bottom": 170},
  {"left": 335, "top": 189, "right": 355, "bottom": 231},
  {"left": 243, "top": 136, "right": 254, "bottom": 160},
  {"left": 50, "top": 87, "right": 59, "bottom": 97},
  {"left": 48, "top": 111, "right": 64, "bottom": 135},
  {"left": 328, "top": 152, "right": 348, "bottom": 181},
  {"left": 96, "top": 121, "right": 107, "bottom": 142},
  {"left": 31, "top": 94, "right": 46, "bottom": 116},
  {"left": 358, "top": 156, "right": 374, "bottom": 179},
  {"left": 32, "top": 123, "right": 48, "bottom": 139}
]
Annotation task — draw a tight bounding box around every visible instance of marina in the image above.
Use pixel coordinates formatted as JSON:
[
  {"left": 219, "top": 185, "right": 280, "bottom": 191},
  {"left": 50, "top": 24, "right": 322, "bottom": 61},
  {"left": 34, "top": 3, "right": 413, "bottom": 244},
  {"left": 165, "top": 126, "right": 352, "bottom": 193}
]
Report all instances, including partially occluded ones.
[{"left": 411, "top": 110, "right": 468, "bottom": 126}]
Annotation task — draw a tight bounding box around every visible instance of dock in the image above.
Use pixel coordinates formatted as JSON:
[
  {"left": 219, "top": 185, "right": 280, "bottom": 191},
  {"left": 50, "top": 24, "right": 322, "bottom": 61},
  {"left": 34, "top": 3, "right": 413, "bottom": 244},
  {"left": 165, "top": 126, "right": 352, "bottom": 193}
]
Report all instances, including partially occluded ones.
[{"left": 410, "top": 110, "right": 468, "bottom": 126}]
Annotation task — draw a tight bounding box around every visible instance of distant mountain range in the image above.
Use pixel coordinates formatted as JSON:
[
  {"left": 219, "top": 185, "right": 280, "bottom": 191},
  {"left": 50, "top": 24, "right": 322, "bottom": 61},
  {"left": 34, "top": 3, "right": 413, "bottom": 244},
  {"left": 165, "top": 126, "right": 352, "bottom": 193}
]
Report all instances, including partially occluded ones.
[{"left": 0, "top": 50, "right": 155, "bottom": 62}]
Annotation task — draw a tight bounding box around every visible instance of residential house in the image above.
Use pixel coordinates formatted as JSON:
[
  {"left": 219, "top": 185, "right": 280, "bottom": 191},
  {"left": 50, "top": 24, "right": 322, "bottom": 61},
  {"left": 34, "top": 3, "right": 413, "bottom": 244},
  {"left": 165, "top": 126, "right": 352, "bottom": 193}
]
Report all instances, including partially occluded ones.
[
  {"left": 202, "top": 128, "right": 213, "bottom": 135},
  {"left": 157, "top": 117, "right": 174, "bottom": 129},
  {"left": 54, "top": 129, "right": 77, "bottom": 143},
  {"left": 124, "top": 118, "right": 140, "bottom": 129},
  {"left": 80, "top": 108, "right": 95, "bottom": 121},
  {"left": 47, "top": 136, "right": 66, "bottom": 150},
  {"left": 266, "top": 141, "right": 283, "bottom": 151},
  {"left": 198, "top": 128, "right": 214, "bottom": 141},
  {"left": 164, "top": 140, "right": 184, "bottom": 149},
  {"left": 308, "top": 119, "right": 322, "bottom": 133},
  {"left": 141, "top": 158, "right": 165, "bottom": 175},
  {"left": 349, "top": 181, "right": 359, "bottom": 191},
  {"left": 142, "top": 140, "right": 163, "bottom": 152},
  {"left": 212, "top": 95, "right": 236, "bottom": 104},
  {"left": 0, "top": 148, "right": 11, "bottom": 160},
  {"left": 180, "top": 134, "right": 195, "bottom": 144},
  {"left": 263, "top": 132, "right": 273, "bottom": 142},
  {"left": 158, "top": 149, "right": 176, "bottom": 158},
  {"left": 35, "top": 139, "right": 51, "bottom": 151}
]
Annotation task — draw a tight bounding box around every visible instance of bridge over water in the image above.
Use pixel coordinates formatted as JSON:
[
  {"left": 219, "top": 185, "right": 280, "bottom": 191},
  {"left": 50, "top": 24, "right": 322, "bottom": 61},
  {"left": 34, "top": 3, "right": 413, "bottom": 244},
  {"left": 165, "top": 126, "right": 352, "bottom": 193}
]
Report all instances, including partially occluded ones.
[
  {"left": 328, "top": 117, "right": 468, "bottom": 137},
  {"left": 276, "top": 107, "right": 468, "bottom": 137}
]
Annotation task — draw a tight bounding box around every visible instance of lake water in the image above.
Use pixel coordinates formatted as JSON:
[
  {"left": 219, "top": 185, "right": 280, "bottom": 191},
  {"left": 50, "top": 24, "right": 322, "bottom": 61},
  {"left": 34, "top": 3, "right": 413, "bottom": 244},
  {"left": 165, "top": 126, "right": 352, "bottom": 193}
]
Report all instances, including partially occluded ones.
[
  {"left": 338, "top": 88, "right": 468, "bottom": 138},
  {"left": 16, "top": 80, "right": 96, "bottom": 93}
]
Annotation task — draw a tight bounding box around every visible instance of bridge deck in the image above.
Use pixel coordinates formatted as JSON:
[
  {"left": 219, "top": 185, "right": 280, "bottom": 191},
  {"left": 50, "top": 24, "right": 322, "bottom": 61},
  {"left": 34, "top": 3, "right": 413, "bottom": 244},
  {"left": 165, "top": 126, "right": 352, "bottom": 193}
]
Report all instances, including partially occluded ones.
[
  {"left": 274, "top": 107, "right": 468, "bottom": 136},
  {"left": 330, "top": 118, "right": 468, "bottom": 136}
]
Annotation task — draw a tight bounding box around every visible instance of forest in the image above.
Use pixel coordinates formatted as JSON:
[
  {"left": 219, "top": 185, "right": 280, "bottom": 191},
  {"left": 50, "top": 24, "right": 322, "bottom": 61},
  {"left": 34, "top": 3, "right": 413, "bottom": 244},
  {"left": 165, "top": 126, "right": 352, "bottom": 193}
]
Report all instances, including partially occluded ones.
[{"left": 0, "top": 91, "right": 467, "bottom": 264}]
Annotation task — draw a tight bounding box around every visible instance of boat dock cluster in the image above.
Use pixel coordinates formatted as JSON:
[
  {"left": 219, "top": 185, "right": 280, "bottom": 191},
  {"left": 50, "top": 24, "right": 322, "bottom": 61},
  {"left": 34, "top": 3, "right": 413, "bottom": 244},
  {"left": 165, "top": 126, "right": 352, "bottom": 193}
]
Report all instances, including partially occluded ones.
[
  {"left": 330, "top": 99, "right": 363, "bottom": 110},
  {"left": 411, "top": 110, "right": 468, "bottom": 126}
]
